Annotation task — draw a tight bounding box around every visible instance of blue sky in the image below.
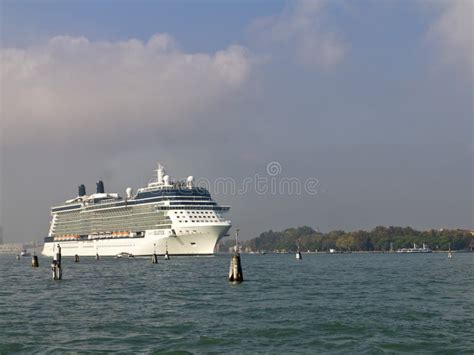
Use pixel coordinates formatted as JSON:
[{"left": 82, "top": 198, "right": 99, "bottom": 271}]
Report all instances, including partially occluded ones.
[
  {"left": 1, "top": 0, "right": 472, "bottom": 242},
  {"left": 2, "top": 1, "right": 433, "bottom": 52},
  {"left": 2, "top": 1, "right": 283, "bottom": 50}
]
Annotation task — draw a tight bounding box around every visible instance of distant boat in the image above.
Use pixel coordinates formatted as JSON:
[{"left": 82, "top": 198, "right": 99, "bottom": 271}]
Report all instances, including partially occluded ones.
[
  {"left": 397, "top": 243, "right": 432, "bottom": 253},
  {"left": 115, "top": 252, "right": 134, "bottom": 258},
  {"left": 20, "top": 250, "right": 31, "bottom": 257}
]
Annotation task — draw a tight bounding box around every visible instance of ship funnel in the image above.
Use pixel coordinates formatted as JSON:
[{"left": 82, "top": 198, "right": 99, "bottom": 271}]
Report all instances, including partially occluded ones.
[
  {"left": 96, "top": 180, "right": 105, "bottom": 194},
  {"left": 78, "top": 184, "right": 86, "bottom": 197}
]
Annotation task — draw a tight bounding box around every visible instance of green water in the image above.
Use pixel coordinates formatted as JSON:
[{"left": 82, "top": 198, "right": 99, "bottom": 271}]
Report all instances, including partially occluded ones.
[{"left": 0, "top": 253, "right": 473, "bottom": 353}]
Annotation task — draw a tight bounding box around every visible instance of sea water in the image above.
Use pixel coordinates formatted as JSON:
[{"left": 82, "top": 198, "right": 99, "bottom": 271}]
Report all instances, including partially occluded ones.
[{"left": 0, "top": 253, "right": 473, "bottom": 353}]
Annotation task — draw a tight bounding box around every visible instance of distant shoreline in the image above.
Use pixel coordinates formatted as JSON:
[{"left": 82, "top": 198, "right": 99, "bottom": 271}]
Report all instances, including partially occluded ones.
[
  {"left": 221, "top": 250, "right": 474, "bottom": 255},
  {"left": 220, "top": 226, "right": 474, "bottom": 253}
]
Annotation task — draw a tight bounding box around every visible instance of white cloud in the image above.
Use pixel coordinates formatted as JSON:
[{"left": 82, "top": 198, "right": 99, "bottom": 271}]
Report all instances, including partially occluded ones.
[
  {"left": 0, "top": 34, "right": 254, "bottom": 146},
  {"left": 250, "top": 0, "right": 347, "bottom": 69},
  {"left": 428, "top": 0, "right": 473, "bottom": 76}
]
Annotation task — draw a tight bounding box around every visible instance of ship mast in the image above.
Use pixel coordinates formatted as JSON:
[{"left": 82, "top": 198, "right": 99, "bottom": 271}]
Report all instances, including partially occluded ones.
[{"left": 156, "top": 163, "right": 165, "bottom": 184}]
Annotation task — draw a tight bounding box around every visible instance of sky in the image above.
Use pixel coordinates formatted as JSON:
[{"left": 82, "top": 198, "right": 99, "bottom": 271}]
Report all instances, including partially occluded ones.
[{"left": 0, "top": 0, "right": 473, "bottom": 243}]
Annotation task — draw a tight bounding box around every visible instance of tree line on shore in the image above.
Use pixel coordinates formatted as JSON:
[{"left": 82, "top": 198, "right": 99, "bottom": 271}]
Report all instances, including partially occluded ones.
[{"left": 221, "top": 226, "right": 473, "bottom": 252}]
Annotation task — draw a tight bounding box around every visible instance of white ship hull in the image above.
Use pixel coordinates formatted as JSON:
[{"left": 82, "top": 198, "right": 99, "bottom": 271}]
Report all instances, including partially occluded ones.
[
  {"left": 43, "top": 164, "right": 232, "bottom": 257},
  {"left": 42, "top": 224, "right": 230, "bottom": 257}
]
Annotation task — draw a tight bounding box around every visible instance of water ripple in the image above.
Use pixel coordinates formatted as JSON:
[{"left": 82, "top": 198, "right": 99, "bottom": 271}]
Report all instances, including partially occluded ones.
[{"left": 0, "top": 253, "right": 473, "bottom": 353}]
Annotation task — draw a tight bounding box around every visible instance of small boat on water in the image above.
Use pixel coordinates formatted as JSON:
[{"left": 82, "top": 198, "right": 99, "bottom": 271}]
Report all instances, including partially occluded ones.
[
  {"left": 115, "top": 252, "right": 134, "bottom": 258},
  {"left": 397, "top": 243, "right": 432, "bottom": 253},
  {"left": 20, "top": 250, "right": 31, "bottom": 257}
]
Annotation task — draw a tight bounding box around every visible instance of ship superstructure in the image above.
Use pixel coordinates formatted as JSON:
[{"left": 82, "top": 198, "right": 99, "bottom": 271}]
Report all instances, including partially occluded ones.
[{"left": 42, "top": 164, "right": 231, "bottom": 257}]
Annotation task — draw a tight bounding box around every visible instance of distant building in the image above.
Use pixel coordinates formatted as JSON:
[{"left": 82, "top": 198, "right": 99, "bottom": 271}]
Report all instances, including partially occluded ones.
[
  {"left": 457, "top": 229, "right": 474, "bottom": 237},
  {"left": 0, "top": 243, "right": 23, "bottom": 254}
]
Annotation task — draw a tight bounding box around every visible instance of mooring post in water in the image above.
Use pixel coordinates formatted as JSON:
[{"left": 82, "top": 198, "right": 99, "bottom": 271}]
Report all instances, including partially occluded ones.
[
  {"left": 32, "top": 243, "right": 39, "bottom": 267},
  {"left": 74, "top": 254, "right": 80, "bottom": 263},
  {"left": 229, "top": 253, "right": 243, "bottom": 282},
  {"left": 229, "top": 229, "right": 243, "bottom": 282},
  {"left": 16, "top": 254, "right": 20, "bottom": 260},
  {"left": 51, "top": 244, "right": 62, "bottom": 280},
  {"left": 95, "top": 247, "right": 99, "bottom": 261},
  {"left": 296, "top": 242, "right": 302, "bottom": 260},
  {"left": 151, "top": 243, "right": 158, "bottom": 264},
  {"left": 164, "top": 242, "right": 170, "bottom": 260},
  {"left": 448, "top": 243, "right": 453, "bottom": 259}
]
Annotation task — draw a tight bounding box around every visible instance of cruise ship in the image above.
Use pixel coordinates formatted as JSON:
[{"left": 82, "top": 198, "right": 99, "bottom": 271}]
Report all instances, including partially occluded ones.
[{"left": 42, "top": 164, "right": 231, "bottom": 257}]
